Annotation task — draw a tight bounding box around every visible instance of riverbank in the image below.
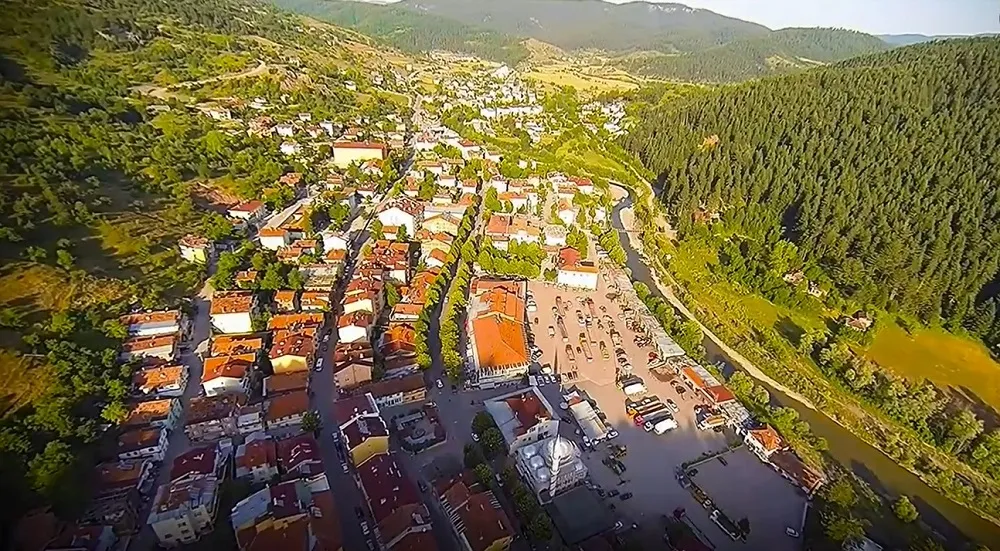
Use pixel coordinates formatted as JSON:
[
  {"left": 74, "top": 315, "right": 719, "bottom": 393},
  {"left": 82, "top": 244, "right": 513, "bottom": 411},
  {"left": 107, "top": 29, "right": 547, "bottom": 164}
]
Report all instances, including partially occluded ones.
[{"left": 609, "top": 186, "right": 1000, "bottom": 547}]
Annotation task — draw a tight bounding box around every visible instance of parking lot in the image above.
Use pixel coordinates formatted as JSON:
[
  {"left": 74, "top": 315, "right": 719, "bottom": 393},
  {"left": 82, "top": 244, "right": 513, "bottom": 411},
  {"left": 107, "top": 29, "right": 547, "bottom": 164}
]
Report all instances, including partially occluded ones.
[{"left": 527, "top": 275, "right": 806, "bottom": 551}]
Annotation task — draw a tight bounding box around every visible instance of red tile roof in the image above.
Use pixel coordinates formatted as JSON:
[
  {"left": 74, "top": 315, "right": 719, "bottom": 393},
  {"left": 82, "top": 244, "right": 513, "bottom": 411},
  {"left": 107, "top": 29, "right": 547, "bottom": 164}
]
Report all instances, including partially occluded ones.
[
  {"left": 265, "top": 390, "right": 310, "bottom": 422},
  {"left": 356, "top": 454, "right": 420, "bottom": 524},
  {"left": 265, "top": 371, "right": 310, "bottom": 395},
  {"left": 202, "top": 353, "right": 255, "bottom": 382},
  {"left": 749, "top": 426, "right": 784, "bottom": 453},
  {"left": 269, "top": 330, "right": 316, "bottom": 360},
  {"left": 237, "top": 438, "right": 277, "bottom": 471},
  {"left": 210, "top": 334, "right": 265, "bottom": 356},
  {"left": 705, "top": 385, "right": 736, "bottom": 404},
  {"left": 210, "top": 291, "right": 256, "bottom": 314},
  {"left": 503, "top": 390, "right": 551, "bottom": 437},
  {"left": 268, "top": 313, "right": 325, "bottom": 330},
  {"left": 472, "top": 316, "right": 528, "bottom": 371},
  {"left": 332, "top": 394, "right": 378, "bottom": 426},
  {"left": 170, "top": 445, "right": 217, "bottom": 481},
  {"left": 276, "top": 434, "right": 323, "bottom": 475},
  {"left": 119, "top": 310, "right": 180, "bottom": 328}
]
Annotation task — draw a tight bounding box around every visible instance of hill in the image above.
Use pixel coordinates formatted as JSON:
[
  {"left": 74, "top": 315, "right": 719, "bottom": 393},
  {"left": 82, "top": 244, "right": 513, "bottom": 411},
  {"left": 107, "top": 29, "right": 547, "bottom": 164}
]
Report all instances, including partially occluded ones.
[
  {"left": 0, "top": 0, "right": 410, "bottom": 529},
  {"left": 623, "top": 37, "right": 1000, "bottom": 340},
  {"left": 270, "top": 0, "right": 529, "bottom": 65},
  {"left": 292, "top": 0, "right": 888, "bottom": 82},
  {"left": 626, "top": 27, "right": 888, "bottom": 82}
]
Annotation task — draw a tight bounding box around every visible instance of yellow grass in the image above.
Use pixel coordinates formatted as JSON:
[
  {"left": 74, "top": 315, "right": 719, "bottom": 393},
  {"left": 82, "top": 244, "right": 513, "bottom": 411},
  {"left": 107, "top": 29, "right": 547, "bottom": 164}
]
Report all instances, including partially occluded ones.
[
  {"left": 0, "top": 350, "right": 54, "bottom": 417},
  {"left": 864, "top": 323, "right": 1000, "bottom": 411},
  {"left": 526, "top": 65, "right": 640, "bottom": 94}
]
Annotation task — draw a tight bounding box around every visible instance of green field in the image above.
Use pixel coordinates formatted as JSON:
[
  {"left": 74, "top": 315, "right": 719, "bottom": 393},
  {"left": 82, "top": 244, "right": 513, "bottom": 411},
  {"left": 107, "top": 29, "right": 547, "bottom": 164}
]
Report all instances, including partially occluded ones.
[{"left": 863, "top": 322, "right": 1000, "bottom": 412}]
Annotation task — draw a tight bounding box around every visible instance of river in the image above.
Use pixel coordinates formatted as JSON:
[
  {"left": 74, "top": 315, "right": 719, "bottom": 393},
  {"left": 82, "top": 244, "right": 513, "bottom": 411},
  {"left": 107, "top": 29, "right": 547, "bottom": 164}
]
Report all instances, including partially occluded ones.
[{"left": 610, "top": 188, "right": 1000, "bottom": 547}]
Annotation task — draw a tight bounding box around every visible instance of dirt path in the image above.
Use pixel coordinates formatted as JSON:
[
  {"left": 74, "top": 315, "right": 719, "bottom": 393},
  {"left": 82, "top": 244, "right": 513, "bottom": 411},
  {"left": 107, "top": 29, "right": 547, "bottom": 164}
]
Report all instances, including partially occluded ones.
[{"left": 131, "top": 60, "right": 270, "bottom": 101}]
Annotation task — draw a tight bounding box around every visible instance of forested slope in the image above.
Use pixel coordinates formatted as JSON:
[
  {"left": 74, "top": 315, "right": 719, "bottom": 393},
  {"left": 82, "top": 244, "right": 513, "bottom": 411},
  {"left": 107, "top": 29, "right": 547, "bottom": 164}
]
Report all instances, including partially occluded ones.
[
  {"left": 623, "top": 37, "right": 1000, "bottom": 339},
  {"left": 626, "top": 28, "right": 888, "bottom": 82},
  {"left": 270, "top": 0, "right": 529, "bottom": 64}
]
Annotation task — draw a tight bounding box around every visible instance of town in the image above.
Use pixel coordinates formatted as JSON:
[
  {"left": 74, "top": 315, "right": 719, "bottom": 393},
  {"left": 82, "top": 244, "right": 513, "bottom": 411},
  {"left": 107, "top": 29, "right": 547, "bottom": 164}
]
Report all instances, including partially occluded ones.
[{"left": 38, "top": 60, "right": 828, "bottom": 551}]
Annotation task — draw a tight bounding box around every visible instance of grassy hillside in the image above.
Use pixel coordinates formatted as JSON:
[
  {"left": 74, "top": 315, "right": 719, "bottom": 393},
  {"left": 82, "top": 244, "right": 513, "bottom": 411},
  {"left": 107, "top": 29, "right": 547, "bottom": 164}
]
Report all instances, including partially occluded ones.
[{"left": 0, "top": 0, "right": 410, "bottom": 529}]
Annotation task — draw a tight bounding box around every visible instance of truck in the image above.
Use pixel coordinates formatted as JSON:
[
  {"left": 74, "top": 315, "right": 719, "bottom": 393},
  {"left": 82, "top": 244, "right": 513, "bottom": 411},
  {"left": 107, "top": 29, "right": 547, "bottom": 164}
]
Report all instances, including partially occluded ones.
[
  {"left": 557, "top": 318, "right": 569, "bottom": 342},
  {"left": 587, "top": 299, "right": 597, "bottom": 320},
  {"left": 622, "top": 382, "right": 647, "bottom": 397},
  {"left": 633, "top": 402, "right": 668, "bottom": 425},
  {"left": 610, "top": 330, "right": 623, "bottom": 347},
  {"left": 555, "top": 296, "right": 565, "bottom": 317},
  {"left": 599, "top": 341, "right": 609, "bottom": 360},
  {"left": 565, "top": 344, "right": 576, "bottom": 363},
  {"left": 579, "top": 335, "right": 593, "bottom": 362}
]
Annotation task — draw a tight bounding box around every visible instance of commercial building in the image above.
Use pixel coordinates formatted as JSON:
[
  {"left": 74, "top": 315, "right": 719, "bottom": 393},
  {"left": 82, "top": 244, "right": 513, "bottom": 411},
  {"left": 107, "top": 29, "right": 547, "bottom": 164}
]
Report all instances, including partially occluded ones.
[
  {"left": 277, "top": 434, "right": 324, "bottom": 477},
  {"left": 466, "top": 280, "right": 530, "bottom": 387},
  {"left": 484, "top": 386, "right": 558, "bottom": 453},
  {"left": 185, "top": 395, "right": 243, "bottom": 443},
  {"left": 354, "top": 372, "right": 426, "bottom": 409},
  {"left": 268, "top": 330, "right": 316, "bottom": 374},
  {"left": 119, "top": 334, "right": 177, "bottom": 363},
  {"left": 341, "top": 411, "right": 390, "bottom": 468},
  {"left": 264, "top": 390, "right": 310, "bottom": 432}
]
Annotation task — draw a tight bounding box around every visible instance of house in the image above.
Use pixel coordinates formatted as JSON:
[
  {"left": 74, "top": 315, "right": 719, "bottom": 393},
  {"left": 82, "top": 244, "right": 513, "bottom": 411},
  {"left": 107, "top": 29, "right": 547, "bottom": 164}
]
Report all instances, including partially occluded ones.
[
  {"left": 170, "top": 443, "right": 230, "bottom": 484},
  {"left": 556, "top": 247, "right": 599, "bottom": 291},
  {"left": 263, "top": 371, "right": 309, "bottom": 398},
  {"left": 185, "top": 395, "right": 243, "bottom": 442},
  {"left": 337, "top": 312, "right": 372, "bottom": 344},
  {"left": 437, "top": 473, "right": 514, "bottom": 551},
  {"left": 484, "top": 214, "right": 540, "bottom": 250},
  {"left": 147, "top": 476, "right": 220, "bottom": 547},
  {"left": 95, "top": 458, "right": 154, "bottom": 495},
  {"left": 321, "top": 230, "right": 350, "bottom": 253},
  {"left": 179, "top": 234, "right": 211, "bottom": 264},
  {"left": 269, "top": 330, "right": 316, "bottom": 374},
  {"left": 133, "top": 365, "right": 189, "bottom": 398},
  {"left": 569, "top": 176, "right": 594, "bottom": 195},
  {"left": 461, "top": 180, "right": 479, "bottom": 195},
  {"left": 745, "top": 425, "right": 785, "bottom": 461},
  {"left": 379, "top": 323, "right": 418, "bottom": 362},
  {"left": 265, "top": 390, "right": 310, "bottom": 431},
  {"left": 279, "top": 141, "right": 300, "bottom": 156},
  {"left": 556, "top": 200, "right": 577, "bottom": 226},
  {"left": 332, "top": 393, "right": 380, "bottom": 429},
  {"left": 425, "top": 248, "right": 449, "bottom": 269},
  {"left": 390, "top": 302, "right": 423, "bottom": 324},
  {"left": 844, "top": 310, "right": 874, "bottom": 331},
  {"left": 268, "top": 313, "right": 325, "bottom": 332},
  {"left": 354, "top": 373, "right": 426, "bottom": 409},
  {"left": 236, "top": 402, "right": 265, "bottom": 436},
  {"left": 120, "top": 334, "right": 177, "bottom": 363},
  {"left": 340, "top": 413, "right": 390, "bottom": 468},
  {"left": 333, "top": 355, "right": 374, "bottom": 392},
  {"left": 456, "top": 140, "right": 481, "bottom": 159},
  {"left": 276, "top": 434, "right": 324, "bottom": 477},
  {"left": 273, "top": 290, "right": 298, "bottom": 313},
  {"left": 497, "top": 192, "right": 528, "bottom": 211},
  {"left": 235, "top": 434, "right": 279, "bottom": 484},
  {"left": 418, "top": 231, "right": 454, "bottom": 260},
  {"left": 228, "top": 201, "right": 267, "bottom": 222},
  {"left": 332, "top": 141, "right": 388, "bottom": 168},
  {"left": 355, "top": 454, "right": 432, "bottom": 550},
  {"left": 484, "top": 386, "right": 559, "bottom": 453},
  {"left": 122, "top": 398, "right": 182, "bottom": 432},
  {"left": 119, "top": 310, "right": 187, "bottom": 337},
  {"left": 275, "top": 124, "right": 295, "bottom": 137},
  {"left": 421, "top": 213, "right": 462, "bottom": 236},
  {"left": 543, "top": 225, "right": 567, "bottom": 248},
  {"left": 377, "top": 198, "right": 424, "bottom": 238},
  {"left": 439, "top": 175, "right": 458, "bottom": 189},
  {"left": 210, "top": 291, "right": 258, "bottom": 334},
  {"left": 484, "top": 177, "right": 508, "bottom": 194},
  {"left": 258, "top": 227, "right": 290, "bottom": 251},
  {"left": 230, "top": 476, "right": 341, "bottom": 551},
  {"left": 202, "top": 354, "right": 255, "bottom": 396},
  {"left": 117, "top": 427, "right": 168, "bottom": 461},
  {"left": 210, "top": 333, "right": 265, "bottom": 357}
]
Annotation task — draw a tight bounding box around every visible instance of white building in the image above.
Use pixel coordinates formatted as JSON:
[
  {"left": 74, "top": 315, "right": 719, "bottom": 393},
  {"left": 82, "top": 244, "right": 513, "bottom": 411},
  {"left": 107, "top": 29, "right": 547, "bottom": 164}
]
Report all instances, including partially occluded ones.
[
  {"left": 377, "top": 198, "right": 423, "bottom": 238},
  {"left": 484, "top": 387, "right": 559, "bottom": 453},
  {"left": 557, "top": 265, "right": 599, "bottom": 291},
  {"left": 209, "top": 292, "right": 257, "bottom": 335},
  {"left": 514, "top": 436, "right": 588, "bottom": 502},
  {"left": 321, "top": 230, "right": 350, "bottom": 252},
  {"left": 117, "top": 427, "right": 168, "bottom": 462},
  {"left": 148, "top": 476, "right": 220, "bottom": 547}
]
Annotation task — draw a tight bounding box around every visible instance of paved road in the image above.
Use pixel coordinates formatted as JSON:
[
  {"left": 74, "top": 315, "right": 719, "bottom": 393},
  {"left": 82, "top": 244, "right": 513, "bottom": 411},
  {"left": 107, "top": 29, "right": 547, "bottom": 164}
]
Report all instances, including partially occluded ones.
[{"left": 128, "top": 265, "right": 215, "bottom": 551}]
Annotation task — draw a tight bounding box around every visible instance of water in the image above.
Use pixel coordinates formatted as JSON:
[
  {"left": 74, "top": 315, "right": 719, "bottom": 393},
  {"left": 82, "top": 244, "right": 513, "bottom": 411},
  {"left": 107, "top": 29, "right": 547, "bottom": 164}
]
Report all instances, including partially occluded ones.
[{"left": 610, "top": 189, "right": 1000, "bottom": 547}]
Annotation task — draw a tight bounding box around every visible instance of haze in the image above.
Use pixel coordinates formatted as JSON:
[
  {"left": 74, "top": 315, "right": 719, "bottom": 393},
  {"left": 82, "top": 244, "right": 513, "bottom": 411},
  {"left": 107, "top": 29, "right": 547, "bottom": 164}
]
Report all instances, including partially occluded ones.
[{"left": 604, "top": 0, "right": 1000, "bottom": 35}]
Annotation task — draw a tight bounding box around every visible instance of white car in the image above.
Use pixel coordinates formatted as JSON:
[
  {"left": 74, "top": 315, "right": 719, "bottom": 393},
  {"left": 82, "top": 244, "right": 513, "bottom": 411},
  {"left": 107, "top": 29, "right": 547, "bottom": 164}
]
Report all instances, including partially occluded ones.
[
  {"left": 323, "top": 333, "right": 331, "bottom": 343},
  {"left": 471, "top": 433, "right": 480, "bottom": 442},
  {"left": 436, "top": 378, "right": 443, "bottom": 389},
  {"left": 607, "top": 429, "right": 619, "bottom": 439},
  {"left": 315, "top": 358, "right": 324, "bottom": 371}
]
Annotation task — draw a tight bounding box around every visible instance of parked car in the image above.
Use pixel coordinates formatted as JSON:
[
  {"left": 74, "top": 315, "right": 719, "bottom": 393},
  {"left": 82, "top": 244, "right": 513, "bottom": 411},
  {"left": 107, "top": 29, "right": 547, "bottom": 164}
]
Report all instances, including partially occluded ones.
[
  {"left": 666, "top": 399, "right": 679, "bottom": 413},
  {"left": 620, "top": 492, "right": 633, "bottom": 501},
  {"left": 471, "top": 433, "right": 480, "bottom": 442},
  {"left": 314, "top": 358, "right": 324, "bottom": 371},
  {"left": 785, "top": 527, "right": 800, "bottom": 538},
  {"left": 436, "top": 379, "right": 444, "bottom": 389}
]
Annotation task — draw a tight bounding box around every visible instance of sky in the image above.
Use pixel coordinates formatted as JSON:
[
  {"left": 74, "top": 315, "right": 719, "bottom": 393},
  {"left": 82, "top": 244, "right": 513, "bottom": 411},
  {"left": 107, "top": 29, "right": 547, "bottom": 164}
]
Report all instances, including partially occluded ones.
[{"left": 603, "top": 0, "right": 1000, "bottom": 35}]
